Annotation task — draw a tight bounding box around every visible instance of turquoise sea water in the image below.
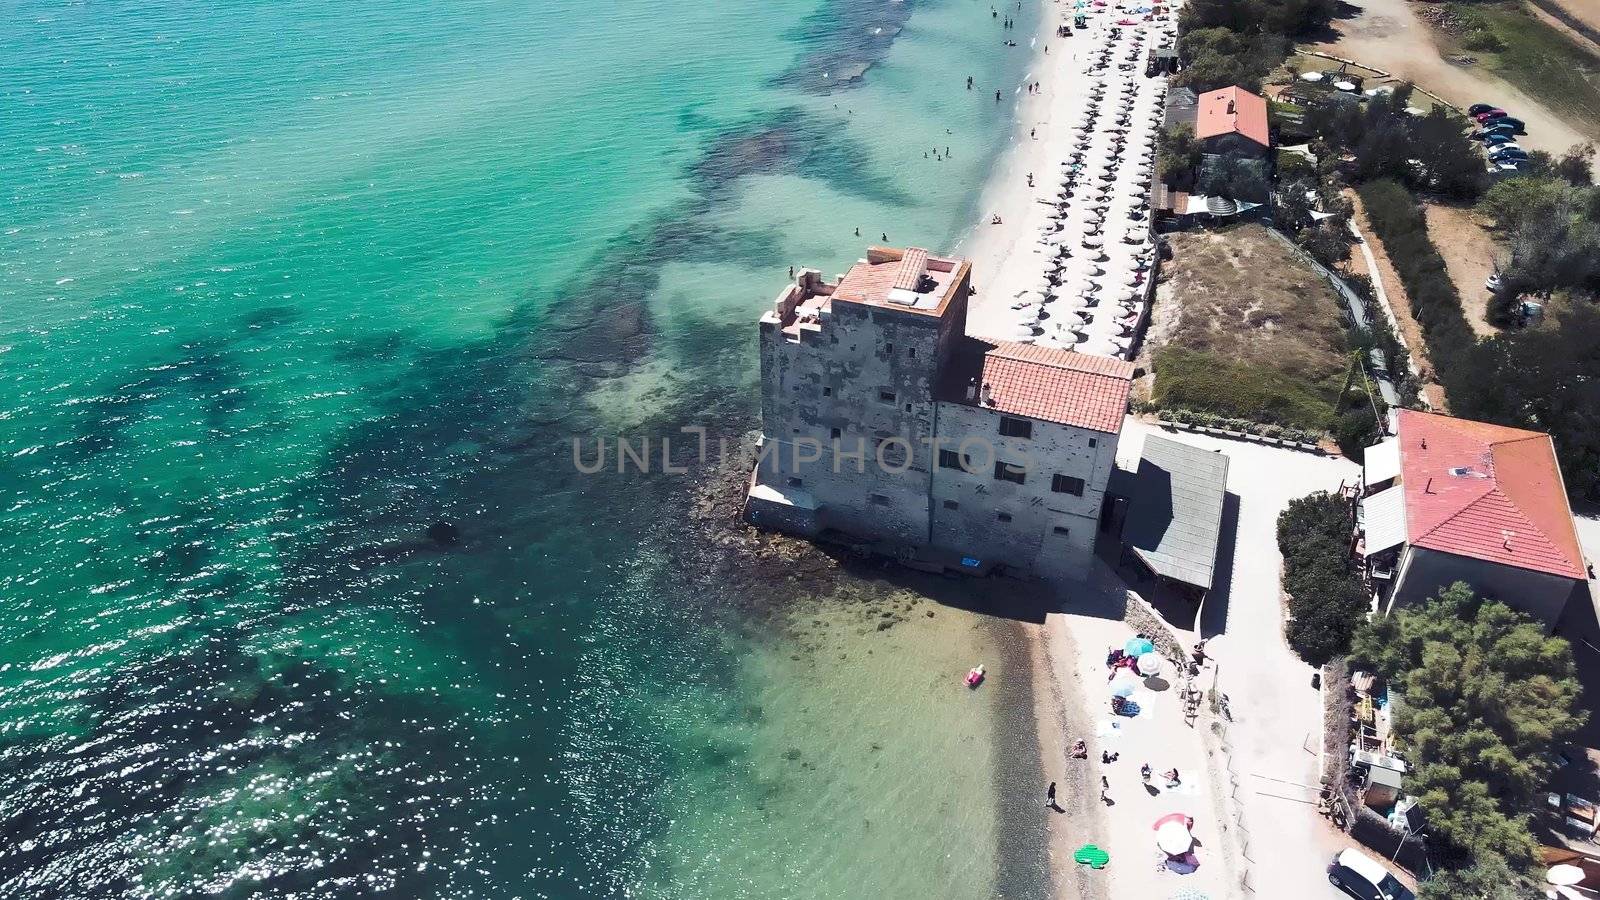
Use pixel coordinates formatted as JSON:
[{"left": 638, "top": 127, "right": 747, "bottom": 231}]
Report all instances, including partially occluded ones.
[{"left": 0, "top": 0, "right": 1046, "bottom": 895}]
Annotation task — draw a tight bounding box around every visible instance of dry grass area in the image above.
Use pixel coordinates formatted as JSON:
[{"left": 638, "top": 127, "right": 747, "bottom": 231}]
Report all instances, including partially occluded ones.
[{"left": 1145, "top": 224, "right": 1351, "bottom": 430}]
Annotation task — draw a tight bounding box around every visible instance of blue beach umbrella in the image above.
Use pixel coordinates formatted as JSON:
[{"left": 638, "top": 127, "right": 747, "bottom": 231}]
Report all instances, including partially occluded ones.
[
  {"left": 1125, "top": 637, "right": 1155, "bottom": 657},
  {"left": 1110, "top": 675, "right": 1138, "bottom": 698}
]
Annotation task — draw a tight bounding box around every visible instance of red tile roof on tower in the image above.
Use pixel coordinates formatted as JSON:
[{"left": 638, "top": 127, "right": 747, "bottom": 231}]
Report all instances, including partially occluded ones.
[
  {"left": 1397, "top": 408, "right": 1584, "bottom": 580},
  {"left": 1195, "top": 86, "right": 1270, "bottom": 148},
  {"left": 937, "top": 338, "right": 1135, "bottom": 433}
]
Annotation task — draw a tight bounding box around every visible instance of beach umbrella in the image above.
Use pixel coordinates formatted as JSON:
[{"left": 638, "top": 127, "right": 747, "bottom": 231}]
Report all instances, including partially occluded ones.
[
  {"left": 1548, "top": 865, "right": 1585, "bottom": 886},
  {"left": 1124, "top": 637, "right": 1155, "bottom": 656},
  {"left": 1156, "top": 822, "right": 1192, "bottom": 855},
  {"left": 1167, "top": 890, "right": 1212, "bottom": 900},
  {"left": 1110, "top": 678, "right": 1137, "bottom": 698},
  {"left": 1137, "top": 652, "right": 1162, "bottom": 676},
  {"left": 1300, "top": 71, "right": 1324, "bottom": 82}
]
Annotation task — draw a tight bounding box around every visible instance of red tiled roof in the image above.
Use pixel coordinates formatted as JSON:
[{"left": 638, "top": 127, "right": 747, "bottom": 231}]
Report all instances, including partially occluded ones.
[
  {"left": 940, "top": 339, "right": 1134, "bottom": 433},
  {"left": 1397, "top": 409, "right": 1584, "bottom": 580},
  {"left": 1195, "top": 86, "right": 1269, "bottom": 148}
]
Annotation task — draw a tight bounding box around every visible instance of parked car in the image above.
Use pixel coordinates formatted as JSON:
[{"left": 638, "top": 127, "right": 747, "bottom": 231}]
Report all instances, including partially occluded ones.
[
  {"left": 1328, "top": 849, "right": 1416, "bottom": 900},
  {"left": 1483, "top": 134, "right": 1518, "bottom": 147},
  {"left": 1484, "top": 115, "right": 1527, "bottom": 134},
  {"left": 1468, "top": 103, "right": 1499, "bottom": 116},
  {"left": 1486, "top": 272, "right": 1503, "bottom": 292},
  {"left": 1490, "top": 146, "right": 1530, "bottom": 161},
  {"left": 1478, "top": 121, "right": 1518, "bottom": 136},
  {"left": 1495, "top": 161, "right": 1524, "bottom": 174},
  {"left": 1474, "top": 108, "right": 1509, "bottom": 122},
  {"left": 1486, "top": 142, "right": 1522, "bottom": 155}
]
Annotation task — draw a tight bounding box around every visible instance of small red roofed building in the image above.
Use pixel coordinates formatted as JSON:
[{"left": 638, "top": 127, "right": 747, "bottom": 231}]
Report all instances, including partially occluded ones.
[
  {"left": 1358, "top": 408, "right": 1587, "bottom": 627},
  {"left": 747, "top": 246, "right": 1134, "bottom": 583},
  {"left": 1194, "top": 85, "right": 1271, "bottom": 159}
]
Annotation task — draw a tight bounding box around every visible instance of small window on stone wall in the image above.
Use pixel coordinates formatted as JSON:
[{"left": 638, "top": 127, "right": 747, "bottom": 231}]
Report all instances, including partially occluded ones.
[
  {"left": 997, "top": 512, "right": 1013, "bottom": 523},
  {"left": 1051, "top": 474, "right": 1086, "bottom": 496},
  {"left": 999, "top": 417, "right": 1033, "bottom": 439}
]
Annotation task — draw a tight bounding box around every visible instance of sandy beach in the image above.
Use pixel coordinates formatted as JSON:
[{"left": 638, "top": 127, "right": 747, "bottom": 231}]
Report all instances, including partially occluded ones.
[
  {"left": 944, "top": 2, "right": 1228, "bottom": 896},
  {"left": 959, "top": 0, "right": 1172, "bottom": 358}
]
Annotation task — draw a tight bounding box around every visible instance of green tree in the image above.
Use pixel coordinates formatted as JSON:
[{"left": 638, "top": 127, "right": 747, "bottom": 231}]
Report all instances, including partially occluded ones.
[
  {"left": 1350, "top": 582, "right": 1587, "bottom": 865},
  {"left": 1477, "top": 176, "right": 1569, "bottom": 233},
  {"left": 1277, "top": 492, "right": 1367, "bottom": 665},
  {"left": 1175, "top": 27, "right": 1285, "bottom": 93},
  {"left": 1556, "top": 142, "right": 1595, "bottom": 187},
  {"left": 1418, "top": 854, "right": 1546, "bottom": 900},
  {"left": 1157, "top": 123, "right": 1201, "bottom": 188}
]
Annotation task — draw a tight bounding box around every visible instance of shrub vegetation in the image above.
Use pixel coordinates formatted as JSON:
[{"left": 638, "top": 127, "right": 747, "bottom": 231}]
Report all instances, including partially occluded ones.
[{"left": 1276, "top": 491, "right": 1367, "bottom": 665}]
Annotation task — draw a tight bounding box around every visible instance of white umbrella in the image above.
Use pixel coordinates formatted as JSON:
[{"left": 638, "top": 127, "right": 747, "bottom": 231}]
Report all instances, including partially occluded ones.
[
  {"left": 1137, "top": 652, "right": 1162, "bottom": 676},
  {"left": 1155, "top": 818, "right": 1194, "bottom": 855}
]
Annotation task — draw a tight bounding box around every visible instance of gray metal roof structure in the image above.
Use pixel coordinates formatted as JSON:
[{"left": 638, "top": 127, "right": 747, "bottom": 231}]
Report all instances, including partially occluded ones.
[{"left": 1123, "top": 435, "right": 1230, "bottom": 590}]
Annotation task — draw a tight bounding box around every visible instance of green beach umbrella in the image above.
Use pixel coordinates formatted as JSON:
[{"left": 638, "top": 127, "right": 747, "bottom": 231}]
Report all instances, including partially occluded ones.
[{"left": 1073, "top": 844, "right": 1110, "bottom": 868}]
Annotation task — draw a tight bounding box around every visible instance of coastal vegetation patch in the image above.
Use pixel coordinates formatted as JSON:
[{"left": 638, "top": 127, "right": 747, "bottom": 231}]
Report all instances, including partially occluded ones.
[{"left": 1147, "top": 224, "right": 1351, "bottom": 434}]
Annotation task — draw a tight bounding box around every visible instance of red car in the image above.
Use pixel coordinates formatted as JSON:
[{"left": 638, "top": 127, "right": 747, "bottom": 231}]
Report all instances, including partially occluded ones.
[{"left": 1473, "top": 108, "right": 1508, "bottom": 122}]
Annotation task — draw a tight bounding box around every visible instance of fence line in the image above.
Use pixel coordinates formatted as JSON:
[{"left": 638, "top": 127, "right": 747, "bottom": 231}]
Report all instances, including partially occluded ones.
[{"left": 1205, "top": 664, "right": 1258, "bottom": 895}]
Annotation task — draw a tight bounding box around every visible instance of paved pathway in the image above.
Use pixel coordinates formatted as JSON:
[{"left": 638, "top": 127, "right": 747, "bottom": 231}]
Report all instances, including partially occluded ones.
[{"left": 1115, "top": 417, "right": 1360, "bottom": 896}]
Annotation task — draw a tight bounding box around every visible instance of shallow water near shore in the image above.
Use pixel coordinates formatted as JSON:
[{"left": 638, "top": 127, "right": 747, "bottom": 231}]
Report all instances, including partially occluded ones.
[{"left": 0, "top": 0, "right": 1047, "bottom": 896}]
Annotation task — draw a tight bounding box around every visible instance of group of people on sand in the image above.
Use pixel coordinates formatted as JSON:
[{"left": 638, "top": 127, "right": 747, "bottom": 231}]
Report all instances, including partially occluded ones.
[{"left": 1050, "top": 739, "right": 1181, "bottom": 808}]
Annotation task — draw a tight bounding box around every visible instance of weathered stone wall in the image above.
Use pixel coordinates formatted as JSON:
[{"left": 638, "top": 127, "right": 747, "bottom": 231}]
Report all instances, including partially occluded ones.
[{"left": 928, "top": 402, "right": 1119, "bottom": 580}]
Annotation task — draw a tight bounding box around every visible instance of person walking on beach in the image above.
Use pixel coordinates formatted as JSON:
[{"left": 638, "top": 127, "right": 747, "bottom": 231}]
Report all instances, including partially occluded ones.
[{"left": 1046, "top": 781, "right": 1059, "bottom": 810}]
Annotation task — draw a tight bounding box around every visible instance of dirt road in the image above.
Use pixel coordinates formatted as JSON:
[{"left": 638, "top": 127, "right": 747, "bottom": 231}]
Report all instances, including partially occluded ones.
[{"left": 1307, "top": 0, "right": 1595, "bottom": 159}]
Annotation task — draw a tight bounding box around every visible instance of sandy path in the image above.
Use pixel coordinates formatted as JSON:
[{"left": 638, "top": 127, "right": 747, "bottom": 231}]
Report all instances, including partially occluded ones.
[
  {"left": 1345, "top": 189, "right": 1451, "bottom": 410},
  {"left": 1420, "top": 201, "right": 1503, "bottom": 336},
  {"left": 1306, "top": 0, "right": 1595, "bottom": 159}
]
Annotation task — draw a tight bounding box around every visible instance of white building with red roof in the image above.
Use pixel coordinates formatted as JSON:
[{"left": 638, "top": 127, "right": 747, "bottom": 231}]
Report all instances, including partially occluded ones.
[
  {"left": 746, "top": 247, "right": 1134, "bottom": 582},
  {"left": 1360, "top": 409, "right": 1587, "bottom": 626}
]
